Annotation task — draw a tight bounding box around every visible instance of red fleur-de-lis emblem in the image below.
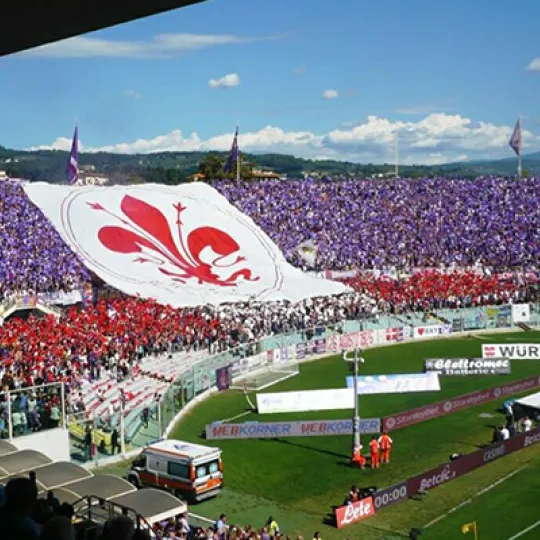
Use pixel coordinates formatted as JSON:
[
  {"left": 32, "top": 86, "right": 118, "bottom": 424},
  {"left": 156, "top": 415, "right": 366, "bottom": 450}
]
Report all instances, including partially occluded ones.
[{"left": 87, "top": 195, "right": 259, "bottom": 287}]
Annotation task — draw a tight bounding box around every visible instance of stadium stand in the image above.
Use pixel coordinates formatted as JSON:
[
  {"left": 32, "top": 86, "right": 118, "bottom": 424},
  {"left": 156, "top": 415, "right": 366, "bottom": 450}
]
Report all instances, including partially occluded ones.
[
  {"left": 214, "top": 177, "right": 540, "bottom": 270},
  {"left": 0, "top": 176, "right": 539, "bottom": 538}
]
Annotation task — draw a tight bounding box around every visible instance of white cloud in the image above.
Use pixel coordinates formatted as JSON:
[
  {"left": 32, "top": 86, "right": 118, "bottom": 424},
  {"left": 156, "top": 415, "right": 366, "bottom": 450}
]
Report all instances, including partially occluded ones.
[
  {"left": 15, "top": 33, "right": 278, "bottom": 59},
  {"left": 208, "top": 73, "right": 240, "bottom": 89},
  {"left": 31, "top": 113, "right": 540, "bottom": 166},
  {"left": 322, "top": 89, "right": 339, "bottom": 100},
  {"left": 526, "top": 57, "right": 540, "bottom": 71},
  {"left": 125, "top": 90, "right": 142, "bottom": 100},
  {"left": 395, "top": 104, "right": 454, "bottom": 115}
]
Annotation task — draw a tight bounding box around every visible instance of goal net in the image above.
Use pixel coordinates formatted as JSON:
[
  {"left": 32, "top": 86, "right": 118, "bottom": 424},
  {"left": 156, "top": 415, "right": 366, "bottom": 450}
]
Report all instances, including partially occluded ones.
[{"left": 230, "top": 362, "right": 299, "bottom": 392}]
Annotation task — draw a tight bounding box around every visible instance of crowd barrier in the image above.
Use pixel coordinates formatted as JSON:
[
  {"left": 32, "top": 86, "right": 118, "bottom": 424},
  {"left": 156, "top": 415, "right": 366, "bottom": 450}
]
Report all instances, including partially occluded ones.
[{"left": 336, "top": 426, "right": 540, "bottom": 528}]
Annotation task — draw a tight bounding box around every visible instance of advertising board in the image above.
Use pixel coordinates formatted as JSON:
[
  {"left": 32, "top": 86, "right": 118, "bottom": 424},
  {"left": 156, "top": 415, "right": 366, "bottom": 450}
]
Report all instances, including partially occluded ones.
[
  {"left": 372, "top": 481, "right": 408, "bottom": 510},
  {"left": 365, "top": 426, "right": 540, "bottom": 524},
  {"left": 256, "top": 388, "right": 354, "bottom": 414},
  {"left": 482, "top": 344, "right": 540, "bottom": 360},
  {"left": 334, "top": 496, "right": 376, "bottom": 528},
  {"left": 346, "top": 372, "right": 440, "bottom": 395},
  {"left": 382, "top": 375, "right": 540, "bottom": 431},
  {"left": 424, "top": 357, "right": 511, "bottom": 376},
  {"left": 413, "top": 325, "right": 452, "bottom": 339},
  {"left": 205, "top": 418, "right": 381, "bottom": 440},
  {"left": 325, "top": 330, "right": 376, "bottom": 353}
]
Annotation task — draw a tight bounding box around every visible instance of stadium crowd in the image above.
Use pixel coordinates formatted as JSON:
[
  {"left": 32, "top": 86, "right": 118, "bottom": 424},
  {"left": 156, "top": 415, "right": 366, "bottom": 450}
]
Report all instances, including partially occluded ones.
[
  {"left": 0, "top": 181, "right": 89, "bottom": 301},
  {"left": 343, "top": 269, "right": 538, "bottom": 312},
  {"left": 0, "top": 475, "right": 310, "bottom": 540},
  {"left": 1, "top": 177, "right": 540, "bottom": 303},
  {"left": 0, "top": 177, "right": 539, "bottom": 400},
  {"left": 0, "top": 177, "right": 539, "bottom": 538},
  {"left": 214, "top": 177, "right": 540, "bottom": 270}
]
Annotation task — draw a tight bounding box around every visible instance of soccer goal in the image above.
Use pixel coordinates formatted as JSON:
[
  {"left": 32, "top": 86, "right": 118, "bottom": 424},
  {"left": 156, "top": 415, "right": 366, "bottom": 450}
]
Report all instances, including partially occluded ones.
[{"left": 230, "top": 362, "right": 299, "bottom": 392}]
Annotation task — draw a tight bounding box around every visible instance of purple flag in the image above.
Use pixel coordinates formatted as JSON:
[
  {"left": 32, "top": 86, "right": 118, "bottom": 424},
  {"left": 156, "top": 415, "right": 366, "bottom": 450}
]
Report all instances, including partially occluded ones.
[
  {"left": 223, "top": 126, "right": 239, "bottom": 173},
  {"left": 66, "top": 125, "right": 79, "bottom": 185},
  {"left": 509, "top": 118, "right": 522, "bottom": 156}
]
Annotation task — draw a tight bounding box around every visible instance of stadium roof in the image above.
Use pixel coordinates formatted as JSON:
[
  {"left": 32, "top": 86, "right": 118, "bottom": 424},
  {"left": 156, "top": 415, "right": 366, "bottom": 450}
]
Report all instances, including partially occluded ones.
[
  {"left": 110, "top": 489, "right": 188, "bottom": 524},
  {"left": 0, "top": 449, "right": 52, "bottom": 478},
  {"left": 2, "top": 1, "right": 207, "bottom": 57},
  {"left": 0, "top": 440, "right": 17, "bottom": 457}
]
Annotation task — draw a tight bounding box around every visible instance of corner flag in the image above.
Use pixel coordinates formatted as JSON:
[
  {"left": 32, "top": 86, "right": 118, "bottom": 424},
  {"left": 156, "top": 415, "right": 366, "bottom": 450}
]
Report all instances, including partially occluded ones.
[{"left": 462, "top": 521, "right": 478, "bottom": 539}]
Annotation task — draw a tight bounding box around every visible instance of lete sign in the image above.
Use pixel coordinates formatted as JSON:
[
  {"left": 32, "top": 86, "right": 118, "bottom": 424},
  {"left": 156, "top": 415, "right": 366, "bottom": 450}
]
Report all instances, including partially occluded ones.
[
  {"left": 424, "top": 358, "right": 511, "bottom": 376},
  {"left": 482, "top": 344, "right": 540, "bottom": 360},
  {"left": 205, "top": 418, "right": 381, "bottom": 440},
  {"left": 23, "top": 183, "right": 349, "bottom": 307},
  {"left": 334, "top": 496, "right": 375, "bottom": 528},
  {"left": 383, "top": 375, "right": 540, "bottom": 431}
]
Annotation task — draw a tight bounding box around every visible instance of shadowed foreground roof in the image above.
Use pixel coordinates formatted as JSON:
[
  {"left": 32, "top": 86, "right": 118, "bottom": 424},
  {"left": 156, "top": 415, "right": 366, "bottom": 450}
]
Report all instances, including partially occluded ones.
[{"left": 2, "top": 1, "right": 206, "bottom": 57}]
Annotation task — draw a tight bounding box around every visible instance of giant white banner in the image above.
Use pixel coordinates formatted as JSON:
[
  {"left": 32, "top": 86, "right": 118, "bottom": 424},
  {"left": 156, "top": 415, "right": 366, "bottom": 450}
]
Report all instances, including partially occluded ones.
[
  {"left": 346, "top": 372, "right": 440, "bottom": 394},
  {"left": 24, "top": 183, "right": 349, "bottom": 307},
  {"left": 256, "top": 388, "right": 354, "bottom": 414}
]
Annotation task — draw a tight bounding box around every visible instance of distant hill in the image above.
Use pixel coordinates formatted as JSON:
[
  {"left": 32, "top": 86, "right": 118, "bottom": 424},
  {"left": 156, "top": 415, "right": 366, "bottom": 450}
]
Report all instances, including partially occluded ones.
[
  {"left": 0, "top": 144, "right": 538, "bottom": 183},
  {"left": 441, "top": 151, "right": 540, "bottom": 176}
]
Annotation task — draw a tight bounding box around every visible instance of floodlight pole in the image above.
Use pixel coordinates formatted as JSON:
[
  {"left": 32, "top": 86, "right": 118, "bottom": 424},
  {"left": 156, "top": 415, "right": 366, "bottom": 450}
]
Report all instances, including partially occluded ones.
[{"left": 343, "top": 348, "right": 364, "bottom": 458}]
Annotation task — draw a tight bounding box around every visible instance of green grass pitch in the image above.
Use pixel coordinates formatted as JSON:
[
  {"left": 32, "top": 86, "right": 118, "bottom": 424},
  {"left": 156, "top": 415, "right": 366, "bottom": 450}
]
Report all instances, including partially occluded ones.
[{"left": 166, "top": 331, "right": 540, "bottom": 539}]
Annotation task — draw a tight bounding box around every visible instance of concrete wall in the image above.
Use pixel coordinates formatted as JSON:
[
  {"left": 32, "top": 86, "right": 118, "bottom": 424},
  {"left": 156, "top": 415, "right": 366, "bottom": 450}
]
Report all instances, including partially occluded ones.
[{"left": 14, "top": 428, "right": 70, "bottom": 462}]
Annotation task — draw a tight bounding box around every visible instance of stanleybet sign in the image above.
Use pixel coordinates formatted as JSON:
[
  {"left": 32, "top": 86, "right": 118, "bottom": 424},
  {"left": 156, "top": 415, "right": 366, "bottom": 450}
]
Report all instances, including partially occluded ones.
[{"left": 424, "top": 358, "right": 511, "bottom": 376}]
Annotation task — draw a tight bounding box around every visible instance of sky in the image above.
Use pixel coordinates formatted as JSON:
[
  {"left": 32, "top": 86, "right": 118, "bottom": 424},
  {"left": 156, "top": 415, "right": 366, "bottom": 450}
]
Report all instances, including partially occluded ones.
[{"left": 1, "top": 0, "right": 540, "bottom": 165}]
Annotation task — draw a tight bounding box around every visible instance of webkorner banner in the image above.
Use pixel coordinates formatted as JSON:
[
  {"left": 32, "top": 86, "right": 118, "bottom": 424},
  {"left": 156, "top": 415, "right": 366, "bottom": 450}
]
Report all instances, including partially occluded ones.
[
  {"left": 346, "top": 372, "right": 440, "bottom": 395},
  {"left": 424, "top": 358, "right": 511, "bottom": 376},
  {"left": 482, "top": 344, "right": 540, "bottom": 360},
  {"left": 206, "top": 418, "right": 381, "bottom": 440},
  {"left": 257, "top": 388, "right": 354, "bottom": 414}
]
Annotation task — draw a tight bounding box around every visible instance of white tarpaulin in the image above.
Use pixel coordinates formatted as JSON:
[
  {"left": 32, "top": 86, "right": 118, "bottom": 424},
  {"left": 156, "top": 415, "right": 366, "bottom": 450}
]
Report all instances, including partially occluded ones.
[
  {"left": 515, "top": 391, "right": 540, "bottom": 411},
  {"left": 24, "top": 183, "right": 350, "bottom": 307},
  {"left": 346, "top": 372, "right": 441, "bottom": 394},
  {"left": 256, "top": 388, "right": 354, "bottom": 413},
  {"left": 512, "top": 304, "right": 531, "bottom": 323}
]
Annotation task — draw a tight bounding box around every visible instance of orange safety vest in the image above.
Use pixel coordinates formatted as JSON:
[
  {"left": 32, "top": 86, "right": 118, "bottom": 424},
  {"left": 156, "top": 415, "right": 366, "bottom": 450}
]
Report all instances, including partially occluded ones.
[{"left": 379, "top": 435, "right": 392, "bottom": 450}]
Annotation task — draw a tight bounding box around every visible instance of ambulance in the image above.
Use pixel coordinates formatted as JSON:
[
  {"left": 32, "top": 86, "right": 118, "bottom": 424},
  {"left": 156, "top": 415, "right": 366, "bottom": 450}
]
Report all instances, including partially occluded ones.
[{"left": 127, "top": 439, "right": 223, "bottom": 502}]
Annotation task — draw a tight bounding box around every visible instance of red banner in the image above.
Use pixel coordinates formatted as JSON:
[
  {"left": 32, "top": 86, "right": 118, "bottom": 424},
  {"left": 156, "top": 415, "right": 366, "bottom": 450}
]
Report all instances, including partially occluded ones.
[
  {"left": 334, "top": 496, "right": 376, "bottom": 529},
  {"left": 383, "top": 375, "right": 540, "bottom": 431},
  {"left": 325, "top": 330, "right": 376, "bottom": 353}
]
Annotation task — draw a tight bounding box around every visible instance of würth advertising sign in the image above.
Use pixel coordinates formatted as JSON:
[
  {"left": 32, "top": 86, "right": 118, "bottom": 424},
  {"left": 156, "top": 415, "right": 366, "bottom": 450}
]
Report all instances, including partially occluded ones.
[
  {"left": 482, "top": 344, "right": 540, "bottom": 360},
  {"left": 334, "top": 496, "right": 376, "bottom": 528},
  {"left": 424, "top": 358, "right": 511, "bottom": 376}
]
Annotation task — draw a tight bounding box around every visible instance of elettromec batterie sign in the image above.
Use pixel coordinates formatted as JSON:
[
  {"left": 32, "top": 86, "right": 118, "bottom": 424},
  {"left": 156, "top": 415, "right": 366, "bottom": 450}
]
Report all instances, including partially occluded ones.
[{"left": 424, "top": 358, "right": 511, "bottom": 375}]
